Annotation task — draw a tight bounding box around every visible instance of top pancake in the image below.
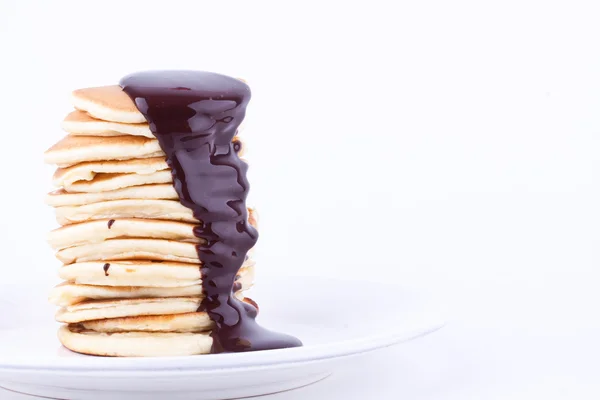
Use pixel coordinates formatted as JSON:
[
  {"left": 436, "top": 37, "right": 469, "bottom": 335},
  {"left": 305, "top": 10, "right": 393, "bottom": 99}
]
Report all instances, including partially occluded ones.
[{"left": 72, "top": 85, "right": 146, "bottom": 124}]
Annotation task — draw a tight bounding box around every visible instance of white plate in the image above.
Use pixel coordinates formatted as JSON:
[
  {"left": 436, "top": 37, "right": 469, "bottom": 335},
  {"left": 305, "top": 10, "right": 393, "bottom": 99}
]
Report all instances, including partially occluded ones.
[{"left": 0, "top": 277, "right": 446, "bottom": 400}]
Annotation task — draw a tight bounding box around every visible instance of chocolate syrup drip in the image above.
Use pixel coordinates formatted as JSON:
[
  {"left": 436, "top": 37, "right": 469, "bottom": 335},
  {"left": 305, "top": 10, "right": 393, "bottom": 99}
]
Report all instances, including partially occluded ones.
[
  {"left": 120, "top": 71, "right": 301, "bottom": 353},
  {"left": 107, "top": 219, "right": 115, "bottom": 229},
  {"left": 103, "top": 263, "right": 110, "bottom": 276}
]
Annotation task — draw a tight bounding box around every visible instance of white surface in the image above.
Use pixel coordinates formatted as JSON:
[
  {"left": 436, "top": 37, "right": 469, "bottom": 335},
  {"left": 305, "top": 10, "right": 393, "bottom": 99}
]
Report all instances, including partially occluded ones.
[
  {"left": 3, "top": 325, "right": 600, "bottom": 400},
  {"left": 0, "top": 278, "right": 444, "bottom": 399},
  {"left": 0, "top": 0, "right": 599, "bottom": 398}
]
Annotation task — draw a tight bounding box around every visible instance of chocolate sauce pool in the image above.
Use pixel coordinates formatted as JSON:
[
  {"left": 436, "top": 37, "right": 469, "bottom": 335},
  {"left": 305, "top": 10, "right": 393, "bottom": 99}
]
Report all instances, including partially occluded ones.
[{"left": 120, "top": 71, "right": 302, "bottom": 353}]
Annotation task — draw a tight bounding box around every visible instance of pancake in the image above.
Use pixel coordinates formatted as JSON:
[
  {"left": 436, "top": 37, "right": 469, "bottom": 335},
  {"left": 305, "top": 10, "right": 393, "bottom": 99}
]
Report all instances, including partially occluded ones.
[
  {"left": 48, "top": 267, "right": 254, "bottom": 306},
  {"left": 44, "top": 135, "right": 164, "bottom": 167},
  {"left": 51, "top": 283, "right": 203, "bottom": 307},
  {"left": 55, "top": 199, "right": 197, "bottom": 225},
  {"left": 55, "top": 238, "right": 200, "bottom": 264},
  {"left": 58, "top": 325, "right": 212, "bottom": 357},
  {"left": 61, "top": 111, "right": 246, "bottom": 155},
  {"left": 45, "top": 184, "right": 178, "bottom": 207},
  {"left": 60, "top": 170, "right": 172, "bottom": 193},
  {"left": 78, "top": 297, "right": 258, "bottom": 335},
  {"left": 47, "top": 219, "right": 198, "bottom": 250},
  {"left": 53, "top": 157, "right": 168, "bottom": 187},
  {"left": 62, "top": 110, "right": 154, "bottom": 138},
  {"left": 56, "top": 297, "right": 202, "bottom": 323},
  {"left": 71, "top": 85, "right": 146, "bottom": 124},
  {"left": 48, "top": 209, "right": 257, "bottom": 249},
  {"left": 82, "top": 312, "right": 213, "bottom": 333},
  {"left": 58, "top": 260, "right": 255, "bottom": 287}
]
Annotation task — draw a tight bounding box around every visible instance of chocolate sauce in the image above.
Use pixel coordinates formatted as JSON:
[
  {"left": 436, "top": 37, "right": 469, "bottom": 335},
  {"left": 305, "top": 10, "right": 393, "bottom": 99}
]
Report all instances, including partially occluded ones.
[
  {"left": 103, "top": 263, "right": 110, "bottom": 276},
  {"left": 120, "top": 71, "right": 302, "bottom": 353},
  {"left": 107, "top": 219, "right": 115, "bottom": 229}
]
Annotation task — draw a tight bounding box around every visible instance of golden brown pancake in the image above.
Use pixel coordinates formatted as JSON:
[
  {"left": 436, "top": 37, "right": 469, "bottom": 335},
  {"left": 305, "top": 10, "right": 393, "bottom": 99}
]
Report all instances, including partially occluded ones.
[
  {"left": 56, "top": 297, "right": 202, "bottom": 323},
  {"left": 44, "top": 135, "right": 164, "bottom": 167},
  {"left": 54, "top": 199, "right": 198, "bottom": 225},
  {"left": 62, "top": 110, "right": 154, "bottom": 138},
  {"left": 48, "top": 209, "right": 257, "bottom": 249},
  {"left": 62, "top": 111, "right": 245, "bottom": 155},
  {"left": 47, "top": 218, "right": 199, "bottom": 250},
  {"left": 55, "top": 238, "right": 200, "bottom": 264},
  {"left": 59, "top": 171, "right": 173, "bottom": 193},
  {"left": 53, "top": 157, "right": 169, "bottom": 187},
  {"left": 71, "top": 85, "right": 146, "bottom": 123},
  {"left": 45, "top": 184, "right": 179, "bottom": 207},
  {"left": 81, "top": 312, "right": 213, "bottom": 333},
  {"left": 58, "top": 325, "right": 213, "bottom": 357},
  {"left": 49, "top": 266, "right": 254, "bottom": 306},
  {"left": 58, "top": 260, "right": 255, "bottom": 288}
]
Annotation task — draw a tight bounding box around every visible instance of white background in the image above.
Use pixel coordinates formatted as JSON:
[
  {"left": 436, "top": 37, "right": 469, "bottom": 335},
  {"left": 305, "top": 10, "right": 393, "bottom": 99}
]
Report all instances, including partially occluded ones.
[{"left": 1, "top": 0, "right": 600, "bottom": 398}]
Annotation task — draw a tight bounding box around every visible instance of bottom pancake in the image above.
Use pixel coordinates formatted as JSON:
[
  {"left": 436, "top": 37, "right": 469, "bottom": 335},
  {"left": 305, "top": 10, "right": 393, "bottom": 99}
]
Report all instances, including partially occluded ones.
[{"left": 58, "top": 325, "right": 212, "bottom": 357}]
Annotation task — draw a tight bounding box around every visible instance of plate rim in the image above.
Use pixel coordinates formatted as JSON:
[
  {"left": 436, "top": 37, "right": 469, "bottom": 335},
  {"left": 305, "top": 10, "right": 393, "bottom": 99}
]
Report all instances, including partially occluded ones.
[{"left": 0, "top": 277, "right": 447, "bottom": 373}]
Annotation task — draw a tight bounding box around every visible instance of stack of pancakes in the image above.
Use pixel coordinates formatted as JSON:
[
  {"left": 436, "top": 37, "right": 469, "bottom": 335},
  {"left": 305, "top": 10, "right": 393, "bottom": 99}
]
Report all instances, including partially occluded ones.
[{"left": 44, "top": 86, "right": 256, "bottom": 357}]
